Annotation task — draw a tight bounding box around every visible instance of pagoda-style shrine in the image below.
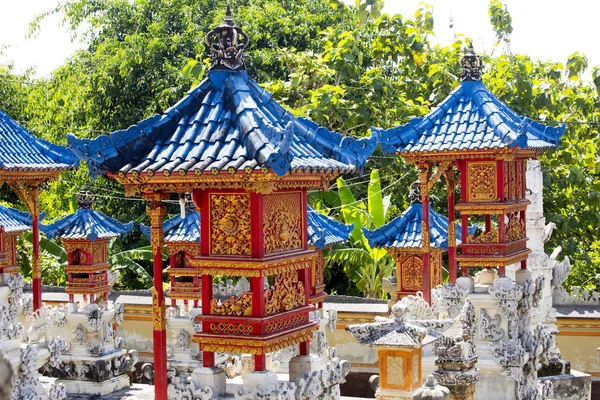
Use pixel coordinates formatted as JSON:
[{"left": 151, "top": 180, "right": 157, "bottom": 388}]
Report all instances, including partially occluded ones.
[
  {"left": 364, "top": 182, "right": 475, "bottom": 300},
  {"left": 67, "top": 4, "right": 375, "bottom": 398},
  {"left": 0, "top": 204, "right": 40, "bottom": 275},
  {"left": 0, "top": 110, "right": 79, "bottom": 310},
  {"left": 307, "top": 206, "right": 353, "bottom": 305},
  {"left": 372, "top": 44, "right": 565, "bottom": 301},
  {"left": 41, "top": 190, "right": 133, "bottom": 303}
]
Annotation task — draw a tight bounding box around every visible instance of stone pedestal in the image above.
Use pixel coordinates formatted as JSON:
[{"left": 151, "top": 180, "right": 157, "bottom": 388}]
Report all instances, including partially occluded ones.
[
  {"left": 45, "top": 302, "right": 136, "bottom": 396},
  {"left": 192, "top": 367, "right": 226, "bottom": 395},
  {"left": 166, "top": 306, "right": 202, "bottom": 373},
  {"left": 289, "top": 354, "right": 323, "bottom": 382},
  {"left": 242, "top": 370, "right": 278, "bottom": 389}
]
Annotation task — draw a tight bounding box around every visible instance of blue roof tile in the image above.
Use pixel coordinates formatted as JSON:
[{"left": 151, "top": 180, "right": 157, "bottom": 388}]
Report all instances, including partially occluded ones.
[
  {"left": 373, "top": 81, "right": 565, "bottom": 155},
  {"left": 0, "top": 110, "right": 79, "bottom": 172},
  {"left": 42, "top": 209, "right": 133, "bottom": 242},
  {"left": 307, "top": 206, "right": 353, "bottom": 249},
  {"left": 0, "top": 204, "right": 42, "bottom": 233},
  {"left": 363, "top": 203, "right": 476, "bottom": 250},
  {"left": 68, "top": 70, "right": 377, "bottom": 178},
  {"left": 140, "top": 211, "right": 200, "bottom": 244}
]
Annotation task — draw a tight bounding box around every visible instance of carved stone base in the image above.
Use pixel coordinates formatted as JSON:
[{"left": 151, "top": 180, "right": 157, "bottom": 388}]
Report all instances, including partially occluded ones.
[
  {"left": 447, "top": 383, "right": 475, "bottom": 400},
  {"left": 538, "top": 370, "right": 592, "bottom": 400},
  {"left": 289, "top": 354, "right": 323, "bottom": 383},
  {"left": 242, "top": 370, "right": 278, "bottom": 390},
  {"left": 374, "top": 386, "right": 414, "bottom": 400},
  {"left": 514, "top": 269, "right": 532, "bottom": 286},
  {"left": 57, "top": 374, "right": 130, "bottom": 396},
  {"left": 190, "top": 366, "right": 226, "bottom": 396},
  {"left": 456, "top": 277, "right": 474, "bottom": 294}
]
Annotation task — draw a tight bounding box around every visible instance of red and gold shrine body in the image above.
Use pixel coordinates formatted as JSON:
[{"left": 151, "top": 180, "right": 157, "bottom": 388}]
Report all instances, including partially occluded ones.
[
  {"left": 63, "top": 239, "right": 111, "bottom": 303},
  {"left": 0, "top": 227, "right": 23, "bottom": 275},
  {"left": 388, "top": 248, "right": 443, "bottom": 300},
  {"left": 456, "top": 157, "right": 530, "bottom": 276},
  {"left": 191, "top": 188, "right": 318, "bottom": 369},
  {"left": 167, "top": 243, "right": 201, "bottom": 306}
]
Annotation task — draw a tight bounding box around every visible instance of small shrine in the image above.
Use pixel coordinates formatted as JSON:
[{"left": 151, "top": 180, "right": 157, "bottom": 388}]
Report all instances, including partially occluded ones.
[
  {"left": 0, "top": 109, "right": 79, "bottom": 310},
  {"left": 40, "top": 190, "right": 135, "bottom": 395},
  {"left": 373, "top": 44, "right": 565, "bottom": 299},
  {"left": 371, "top": 45, "right": 568, "bottom": 399},
  {"left": 0, "top": 204, "right": 39, "bottom": 275},
  {"left": 42, "top": 190, "right": 133, "bottom": 304},
  {"left": 364, "top": 182, "right": 475, "bottom": 300},
  {"left": 68, "top": 4, "right": 375, "bottom": 398},
  {"left": 346, "top": 297, "right": 454, "bottom": 400}
]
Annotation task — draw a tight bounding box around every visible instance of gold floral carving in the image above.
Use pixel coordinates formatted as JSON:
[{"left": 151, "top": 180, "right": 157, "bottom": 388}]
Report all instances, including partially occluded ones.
[
  {"left": 265, "top": 272, "right": 306, "bottom": 315},
  {"left": 455, "top": 200, "right": 530, "bottom": 215},
  {"left": 210, "top": 194, "right": 251, "bottom": 256},
  {"left": 448, "top": 221, "right": 456, "bottom": 247},
  {"left": 505, "top": 213, "right": 525, "bottom": 242},
  {"left": 92, "top": 242, "right": 106, "bottom": 264},
  {"left": 63, "top": 241, "right": 92, "bottom": 255},
  {"left": 166, "top": 242, "right": 200, "bottom": 256},
  {"left": 114, "top": 173, "right": 332, "bottom": 198},
  {"left": 401, "top": 256, "right": 423, "bottom": 290},
  {"left": 265, "top": 313, "right": 307, "bottom": 334},
  {"left": 421, "top": 221, "right": 430, "bottom": 251},
  {"left": 210, "top": 293, "right": 253, "bottom": 316},
  {"left": 152, "top": 287, "right": 166, "bottom": 331},
  {"left": 457, "top": 250, "right": 531, "bottom": 267},
  {"left": 431, "top": 249, "right": 443, "bottom": 287},
  {"left": 263, "top": 192, "right": 303, "bottom": 254},
  {"left": 467, "top": 229, "right": 499, "bottom": 244},
  {"left": 466, "top": 161, "right": 497, "bottom": 202}
]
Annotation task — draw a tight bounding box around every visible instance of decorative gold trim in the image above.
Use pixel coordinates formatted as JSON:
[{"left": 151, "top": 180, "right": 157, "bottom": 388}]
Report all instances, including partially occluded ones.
[
  {"left": 191, "top": 251, "right": 318, "bottom": 278},
  {"left": 456, "top": 200, "right": 530, "bottom": 215},
  {"left": 152, "top": 287, "right": 166, "bottom": 331},
  {"left": 65, "top": 263, "right": 110, "bottom": 273},
  {"left": 457, "top": 249, "right": 531, "bottom": 267},
  {"left": 113, "top": 172, "right": 335, "bottom": 197},
  {"left": 195, "top": 324, "right": 317, "bottom": 355}
]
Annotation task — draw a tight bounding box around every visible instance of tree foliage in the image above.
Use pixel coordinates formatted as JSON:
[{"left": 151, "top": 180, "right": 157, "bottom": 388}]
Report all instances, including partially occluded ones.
[{"left": 0, "top": 0, "right": 598, "bottom": 292}]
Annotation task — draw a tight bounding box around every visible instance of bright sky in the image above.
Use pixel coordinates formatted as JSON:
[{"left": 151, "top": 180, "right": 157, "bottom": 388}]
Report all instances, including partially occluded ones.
[{"left": 0, "top": 0, "right": 598, "bottom": 78}]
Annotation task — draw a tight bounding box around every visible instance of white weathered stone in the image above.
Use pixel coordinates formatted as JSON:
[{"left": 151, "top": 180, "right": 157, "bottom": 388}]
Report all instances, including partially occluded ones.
[
  {"left": 242, "top": 370, "right": 278, "bottom": 390},
  {"left": 289, "top": 354, "right": 323, "bottom": 383},
  {"left": 190, "top": 366, "right": 226, "bottom": 396}
]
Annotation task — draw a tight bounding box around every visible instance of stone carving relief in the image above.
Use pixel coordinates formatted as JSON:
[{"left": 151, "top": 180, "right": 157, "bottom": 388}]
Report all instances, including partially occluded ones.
[
  {"left": 327, "top": 309, "right": 337, "bottom": 332},
  {"left": 440, "top": 283, "right": 470, "bottom": 318},
  {"left": 479, "top": 309, "right": 504, "bottom": 341}
]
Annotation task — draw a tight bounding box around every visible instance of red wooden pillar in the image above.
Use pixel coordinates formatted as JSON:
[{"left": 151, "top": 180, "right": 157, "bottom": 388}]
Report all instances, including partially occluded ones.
[
  {"left": 31, "top": 192, "right": 42, "bottom": 311},
  {"left": 252, "top": 275, "right": 266, "bottom": 370},
  {"left": 445, "top": 170, "right": 457, "bottom": 284},
  {"left": 147, "top": 196, "right": 168, "bottom": 400},
  {"left": 250, "top": 192, "right": 266, "bottom": 370},
  {"left": 520, "top": 209, "right": 527, "bottom": 270},
  {"left": 298, "top": 265, "right": 311, "bottom": 355},
  {"left": 418, "top": 164, "right": 432, "bottom": 304},
  {"left": 201, "top": 274, "right": 214, "bottom": 367}
]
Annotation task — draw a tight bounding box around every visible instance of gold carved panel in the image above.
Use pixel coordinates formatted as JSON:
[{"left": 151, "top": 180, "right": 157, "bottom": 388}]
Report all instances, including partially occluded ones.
[
  {"left": 401, "top": 255, "right": 423, "bottom": 290},
  {"left": 265, "top": 271, "right": 306, "bottom": 315},
  {"left": 263, "top": 192, "right": 303, "bottom": 254},
  {"left": 210, "top": 193, "right": 251, "bottom": 256},
  {"left": 467, "top": 161, "right": 497, "bottom": 202}
]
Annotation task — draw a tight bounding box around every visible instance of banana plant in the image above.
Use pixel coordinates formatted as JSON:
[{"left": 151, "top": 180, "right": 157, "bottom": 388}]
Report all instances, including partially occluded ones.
[{"left": 324, "top": 169, "right": 394, "bottom": 299}]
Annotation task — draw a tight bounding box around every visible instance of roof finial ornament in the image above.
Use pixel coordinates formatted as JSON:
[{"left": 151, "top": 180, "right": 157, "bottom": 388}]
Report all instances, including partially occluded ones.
[
  {"left": 409, "top": 181, "right": 422, "bottom": 204},
  {"left": 460, "top": 42, "right": 483, "bottom": 82},
  {"left": 77, "top": 189, "right": 94, "bottom": 210},
  {"left": 204, "top": 2, "right": 249, "bottom": 71}
]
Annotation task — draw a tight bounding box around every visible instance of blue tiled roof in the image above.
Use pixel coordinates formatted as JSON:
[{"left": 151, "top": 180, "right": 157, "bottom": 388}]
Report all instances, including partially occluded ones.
[
  {"left": 373, "top": 81, "right": 565, "bottom": 155},
  {"left": 307, "top": 206, "right": 353, "bottom": 249},
  {"left": 363, "top": 203, "right": 476, "bottom": 250},
  {"left": 0, "top": 110, "right": 79, "bottom": 171},
  {"left": 0, "top": 204, "right": 42, "bottom": 233},
  {"left": 41, "top": 209, "right": 133, "bottom": 242},
  {"left": 140, "top": 211, "right": 200, "bottom": 244},
  {"left": 68, "top": 70, "right": 377, "bottom": 178}
]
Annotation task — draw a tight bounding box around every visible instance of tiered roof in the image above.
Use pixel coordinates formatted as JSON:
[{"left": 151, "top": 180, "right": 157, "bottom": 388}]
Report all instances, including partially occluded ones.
[
  {"left": 373, "top": 46, "right": 565, "bottom": 156},
  {"left": 0, "top": 204, "right": 40, "bottom": 233},
  {"left": 363, "top": 203, "right": 475, "bottom": 250},
  {"left": 41, "top": 191, "right": 133, "bottom": 242},
  {"left": 0, "top": 110, "right": 79, "bottom": 173},
  {"left": 307, "top": 206, "right": 353, "bottom": 249}
]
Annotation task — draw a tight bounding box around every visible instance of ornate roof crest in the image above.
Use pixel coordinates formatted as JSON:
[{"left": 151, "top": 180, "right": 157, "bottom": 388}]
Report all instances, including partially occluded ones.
[
  {"left": 460, "top": 43, "right": 483, "bottom": 82},
  {"left": 205, "top": 2, "right": 249, "bottom": 71},
  {"left": 77, "top": 189, "right": 94, "bottom": 210}
]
